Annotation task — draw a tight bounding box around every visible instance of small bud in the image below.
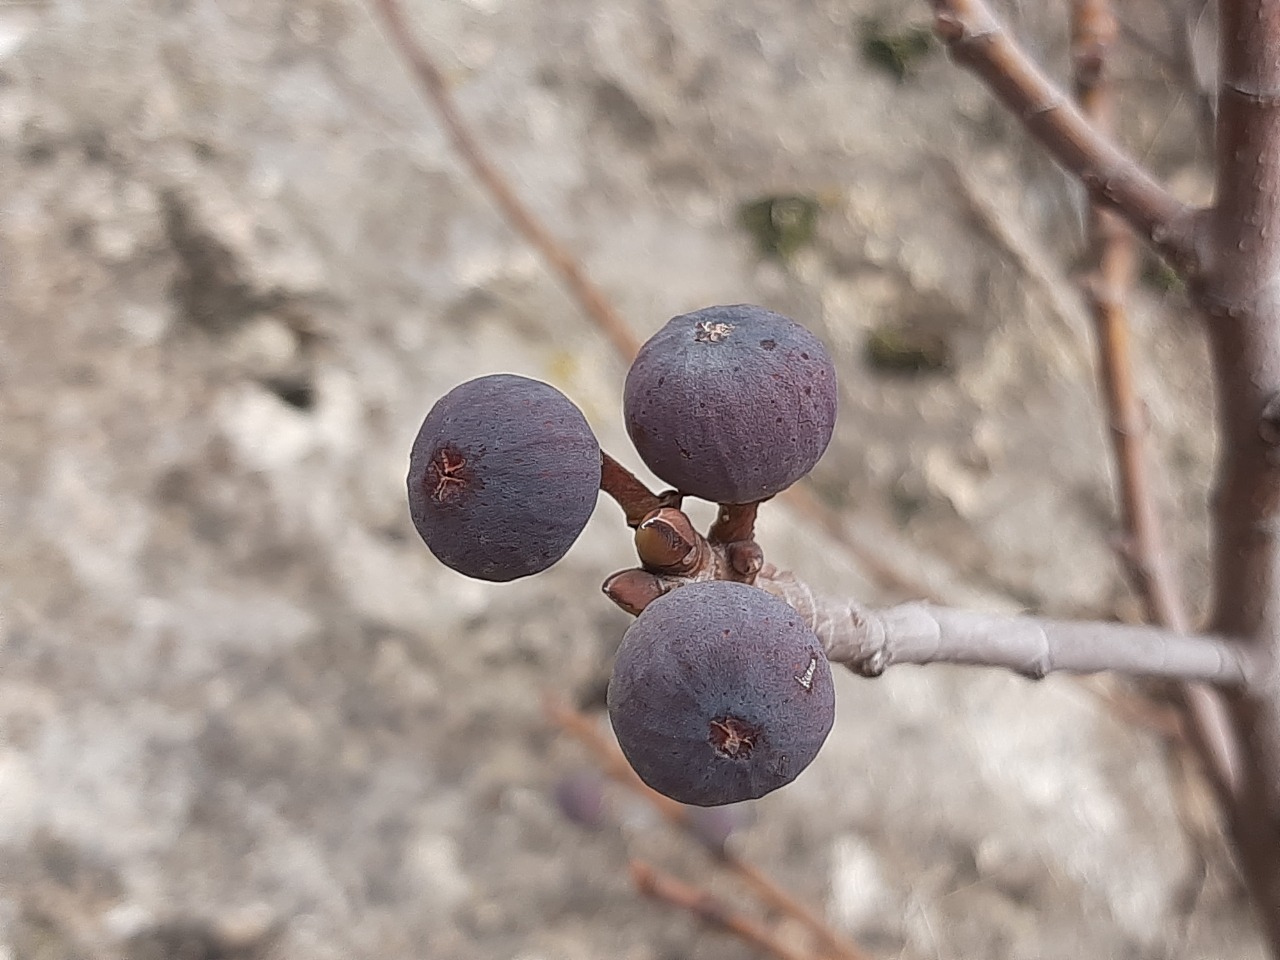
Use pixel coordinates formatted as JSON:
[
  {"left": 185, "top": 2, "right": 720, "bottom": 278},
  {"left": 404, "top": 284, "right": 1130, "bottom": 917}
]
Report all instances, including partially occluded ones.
[
  {"left": 603, "top": 568, "right": 670, "bottom": 616},
  {"left": 727, "top": 541, "right": 764, "bottom": 578},
  {"left": 634, "top": 508, "right": 699, "bottom": 572}
]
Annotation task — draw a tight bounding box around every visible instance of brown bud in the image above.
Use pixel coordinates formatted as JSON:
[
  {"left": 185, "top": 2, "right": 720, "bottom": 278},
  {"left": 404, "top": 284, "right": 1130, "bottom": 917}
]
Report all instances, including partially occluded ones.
[
  {"left": 634, "top": 508, "right": 699, "bottom": 572},
  {"left": 726, "top": 541, "right": 764, "bottom": 579},
  {"left": 602, "top": 568, "right": 670, "bottom": 616}
]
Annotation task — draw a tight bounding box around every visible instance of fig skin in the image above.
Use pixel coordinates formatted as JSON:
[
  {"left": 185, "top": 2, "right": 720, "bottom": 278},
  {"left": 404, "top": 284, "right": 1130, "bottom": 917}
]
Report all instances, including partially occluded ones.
[
  {"left": 407, "top": 374, "right": 601, "bottom": 581},
  {"left": 608, "top": 580, "right": 835, "bottom": 807},
  {"left": 623, "top": 304, "right": 837, "bottom": 503}
]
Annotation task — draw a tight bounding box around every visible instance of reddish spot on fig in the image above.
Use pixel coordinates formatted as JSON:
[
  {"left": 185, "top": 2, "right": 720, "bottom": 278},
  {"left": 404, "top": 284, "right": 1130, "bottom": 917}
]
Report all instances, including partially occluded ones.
[
  {"left": 407, "top": 374, "right": 601, "bottom": 582},
  {"left": 428, "top": 444, "right": 474, "bottom": 502},
  {"left": 709, "top": 716, "right": 759, "bottom": 759}
]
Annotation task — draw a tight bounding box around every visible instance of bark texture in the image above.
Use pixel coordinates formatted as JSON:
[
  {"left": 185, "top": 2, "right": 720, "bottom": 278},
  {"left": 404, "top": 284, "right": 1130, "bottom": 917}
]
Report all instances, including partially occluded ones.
[{"left": 1199, "top": 0, "right": 1280, "bottom": 939}]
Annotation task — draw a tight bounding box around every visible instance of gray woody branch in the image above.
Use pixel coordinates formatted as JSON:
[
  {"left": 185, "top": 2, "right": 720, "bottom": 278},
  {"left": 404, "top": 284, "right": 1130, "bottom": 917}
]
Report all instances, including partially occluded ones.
[{"left": 760, "top": 568, "right": 1254, "bottom": 686}]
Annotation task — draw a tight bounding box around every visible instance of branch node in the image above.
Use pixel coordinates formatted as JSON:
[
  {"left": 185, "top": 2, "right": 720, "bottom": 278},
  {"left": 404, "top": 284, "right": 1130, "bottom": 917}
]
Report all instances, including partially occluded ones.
[
  {"left": 1223, "top": 81, "right": 1280, "bottom": 107},
  {"left": 1023, "top": 92, "right": 1067, "bottom": 120},
  {"left": 931, "top": 11, "right": 966, "bottom": 43},
  {"left": 1259, "top": 392, "right": 1280, "bottom": 447},
  {"left": 930, "top": 0, "right": 1196, "bottom": 267},
  {"left": 854, "top": 650, "right": 890, "bottom": 678}
]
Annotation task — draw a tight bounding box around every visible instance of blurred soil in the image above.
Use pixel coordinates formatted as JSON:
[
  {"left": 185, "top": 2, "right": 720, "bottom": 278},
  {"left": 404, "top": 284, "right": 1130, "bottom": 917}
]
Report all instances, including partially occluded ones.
[{"left": 0, "top": 0, "right": 1266, "bottom": 957}]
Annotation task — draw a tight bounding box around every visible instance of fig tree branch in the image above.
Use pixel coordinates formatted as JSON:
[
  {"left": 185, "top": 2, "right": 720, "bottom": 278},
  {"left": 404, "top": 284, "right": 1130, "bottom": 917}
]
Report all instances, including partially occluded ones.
[
  {"left": 1068, "top": 0, "right": 1241, "bottom": 805},
  {"left": 601, "top": 506, "right": 1252, "bottom": 689},
  {"left": 1195, "top": 0, "right": 1280, "bottom": 942},
  {"left": 760, "top": 568, "right": 1255, "bottom": 686},
  {"left": 1070, "top": 0, "right": 1188, "bottom": 633},
  {"left": 600, "top": 451, "right": 672, "bottom": 527},
  {"left": 928, "top": 0, "right": 1199, "bottom": 270},
  {"left": 930, "top": 0, "right": 1280, "bottom": 941}
]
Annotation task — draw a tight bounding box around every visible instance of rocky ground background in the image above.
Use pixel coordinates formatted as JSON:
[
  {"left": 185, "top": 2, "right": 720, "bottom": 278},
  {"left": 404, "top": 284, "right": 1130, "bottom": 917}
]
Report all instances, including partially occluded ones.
[{"left": 0, "top": 0, "right": 1266, "bottom": 957}]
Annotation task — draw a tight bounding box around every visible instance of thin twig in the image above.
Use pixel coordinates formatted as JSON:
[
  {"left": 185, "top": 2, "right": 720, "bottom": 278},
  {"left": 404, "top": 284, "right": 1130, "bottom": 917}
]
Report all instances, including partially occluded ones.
[
  {"left": 1068, "top": 0, "right": 1241, "bottom": 803},
  {"left": 366, "top": 0, "right": 641, "bottom": 359},
  {"left": 762, "top": 567, "right": 1254, "bottom": 686},
  {"left": 928, "top": 0, "right": 1200, "bottom": 271},
  {"left": 707, "top": 502, "right": 761, "bottom": 545},
  {"left": 1079, "top": 676, "right": 1187, "bottom": 739},
  {"left": 1071, "top": 0, "right": 1184, "bottom": 631},
  {"left": 630, "top": 861, "right": 815, "bottom": 960},
  {"left": 545, "top": 697, "right": 872, "bottom": 960},
  {"left": 601, "top": 451, "right": 668, "bottom": 527}
]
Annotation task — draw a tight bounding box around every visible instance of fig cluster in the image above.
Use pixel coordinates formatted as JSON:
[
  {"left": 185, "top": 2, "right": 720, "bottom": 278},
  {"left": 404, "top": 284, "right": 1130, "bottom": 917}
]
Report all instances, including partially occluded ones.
[{"left": 405, "top": 303, "right": 840, "bottom": 806}]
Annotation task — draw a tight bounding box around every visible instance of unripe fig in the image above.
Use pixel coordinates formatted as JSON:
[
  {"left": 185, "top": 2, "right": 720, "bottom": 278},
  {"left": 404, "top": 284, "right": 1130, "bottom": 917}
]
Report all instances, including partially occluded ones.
[
  {"left": 623, "top": 304, "right": 837, "bottom": 503},
  {"left": 607, "top": 580, "right": 835, "bottom": 806},
  {"left": 407, "top": 374, "right": 600, "bottom": 581}
]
